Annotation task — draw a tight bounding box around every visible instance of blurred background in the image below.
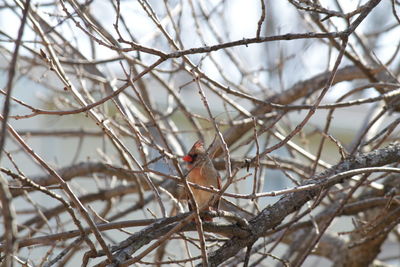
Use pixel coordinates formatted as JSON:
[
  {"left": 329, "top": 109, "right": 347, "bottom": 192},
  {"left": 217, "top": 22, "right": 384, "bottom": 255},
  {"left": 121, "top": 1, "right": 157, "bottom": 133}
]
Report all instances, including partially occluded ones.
[{"left": 1, "top": 0, "right": 400, "bottom": 266}]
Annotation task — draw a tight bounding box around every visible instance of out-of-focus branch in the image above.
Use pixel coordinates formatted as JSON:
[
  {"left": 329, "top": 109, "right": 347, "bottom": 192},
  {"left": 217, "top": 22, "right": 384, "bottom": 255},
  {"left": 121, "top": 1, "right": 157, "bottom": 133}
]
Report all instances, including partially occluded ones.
[
  {"left": 6, "top": 162, "right": 153, "bottom": 197},
  {"left": 212, "top": 65, "right": 376, "bottom": 156},
  {"left": 0, "top": 0, "right": 30, "bottom": 162},
  {"left": 0, "top": 0, "right": 398, "bottom": 265}
]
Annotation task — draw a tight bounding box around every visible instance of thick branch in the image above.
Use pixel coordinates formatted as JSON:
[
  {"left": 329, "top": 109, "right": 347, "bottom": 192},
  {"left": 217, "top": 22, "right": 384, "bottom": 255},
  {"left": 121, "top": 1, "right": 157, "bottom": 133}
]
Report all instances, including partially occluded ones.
[{"left": 205, "top": 142, "right": 400, "bottom": 266}]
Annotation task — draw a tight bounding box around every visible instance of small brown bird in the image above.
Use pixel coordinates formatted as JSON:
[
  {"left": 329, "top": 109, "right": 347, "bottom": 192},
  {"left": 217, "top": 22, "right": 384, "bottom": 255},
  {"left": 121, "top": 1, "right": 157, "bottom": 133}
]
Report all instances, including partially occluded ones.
[{"left": 183, "top": 140, "right": 222, "bottom": 221}]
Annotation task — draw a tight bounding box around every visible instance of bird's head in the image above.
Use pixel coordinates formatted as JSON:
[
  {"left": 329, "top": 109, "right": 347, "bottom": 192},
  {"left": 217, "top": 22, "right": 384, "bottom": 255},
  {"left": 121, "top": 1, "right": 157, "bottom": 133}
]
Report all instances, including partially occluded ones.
[{"left": 183, "top": 140, "right": 205, "bottom": 164}]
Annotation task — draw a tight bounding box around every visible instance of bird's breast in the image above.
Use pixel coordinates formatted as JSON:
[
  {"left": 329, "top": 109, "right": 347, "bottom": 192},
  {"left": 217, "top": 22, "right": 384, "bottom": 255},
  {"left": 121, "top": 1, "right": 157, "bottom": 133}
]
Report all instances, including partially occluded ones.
[
  {"left": 188, "top": 167, "right": 205, "bottom": 185},
  {"left": 187, "top": 166, "right": 216, "bottom": 206}
]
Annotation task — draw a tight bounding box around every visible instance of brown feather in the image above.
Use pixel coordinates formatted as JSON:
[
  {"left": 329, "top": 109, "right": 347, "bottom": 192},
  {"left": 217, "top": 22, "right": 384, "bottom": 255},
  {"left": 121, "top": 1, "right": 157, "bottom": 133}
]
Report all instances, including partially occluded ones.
[{"left": 184, "top": 141, "right": 221, "bottom": 220}]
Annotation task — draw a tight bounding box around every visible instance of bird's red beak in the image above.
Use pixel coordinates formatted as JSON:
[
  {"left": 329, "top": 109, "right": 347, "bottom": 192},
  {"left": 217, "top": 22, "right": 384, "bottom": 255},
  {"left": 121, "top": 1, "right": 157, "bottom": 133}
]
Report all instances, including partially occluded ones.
[{"left": 183, "top": 155, "right": 193, "bottom": 162}]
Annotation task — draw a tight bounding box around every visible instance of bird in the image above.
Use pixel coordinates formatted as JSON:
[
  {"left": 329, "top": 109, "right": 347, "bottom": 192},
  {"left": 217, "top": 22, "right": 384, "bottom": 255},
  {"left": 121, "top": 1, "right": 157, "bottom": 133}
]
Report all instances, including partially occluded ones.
[{"left": 182, "top": 140, "right": 222, "bottom": 221}]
